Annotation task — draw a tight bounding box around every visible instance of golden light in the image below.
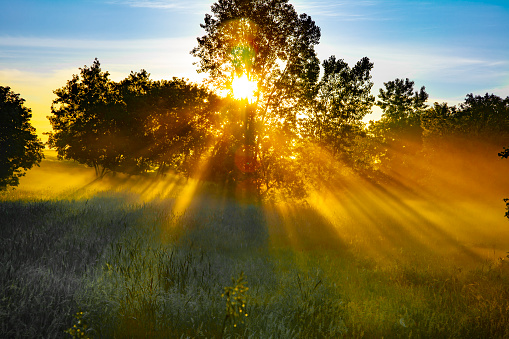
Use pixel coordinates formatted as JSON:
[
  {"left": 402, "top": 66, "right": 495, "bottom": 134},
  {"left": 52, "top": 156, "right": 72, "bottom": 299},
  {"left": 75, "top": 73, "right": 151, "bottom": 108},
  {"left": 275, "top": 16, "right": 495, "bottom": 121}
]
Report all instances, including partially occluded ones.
[{"left": 231, "top": 73, "right": 257, "bottom": 103}]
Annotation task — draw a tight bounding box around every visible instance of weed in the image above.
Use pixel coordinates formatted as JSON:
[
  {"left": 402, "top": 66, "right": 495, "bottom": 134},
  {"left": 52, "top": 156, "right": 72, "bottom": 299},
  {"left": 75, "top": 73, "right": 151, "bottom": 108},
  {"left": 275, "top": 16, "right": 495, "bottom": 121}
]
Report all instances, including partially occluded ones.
[
  {"left": 65, "top": 311, "right": 91, "bottom": 339},
  {"left": 220, "top": 271, "right": 249, "bottom": 338}
]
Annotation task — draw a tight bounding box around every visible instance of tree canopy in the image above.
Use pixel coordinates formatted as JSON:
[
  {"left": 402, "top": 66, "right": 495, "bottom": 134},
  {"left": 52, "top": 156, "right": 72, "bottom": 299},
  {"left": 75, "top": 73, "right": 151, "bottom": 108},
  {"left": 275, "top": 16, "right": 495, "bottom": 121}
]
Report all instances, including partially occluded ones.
[
  {"left": 0, "top": 86, "right": 44, "bottom": 189},
  {"left": 47, "top": 59, "right": 220, "bottom": 178},
  {"left": 305, "top": 56, "right": 374, "bottom": 155},
  {"left": 192, "top": 0, "right": 321, "bottom": 197}
]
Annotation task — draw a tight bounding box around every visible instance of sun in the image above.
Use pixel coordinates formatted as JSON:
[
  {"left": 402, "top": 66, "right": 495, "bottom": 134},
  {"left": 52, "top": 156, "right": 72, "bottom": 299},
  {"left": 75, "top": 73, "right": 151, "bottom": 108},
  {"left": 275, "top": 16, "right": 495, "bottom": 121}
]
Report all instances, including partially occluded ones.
[{"left": 231, "top": 73, "right": 257, "bottom": 103}]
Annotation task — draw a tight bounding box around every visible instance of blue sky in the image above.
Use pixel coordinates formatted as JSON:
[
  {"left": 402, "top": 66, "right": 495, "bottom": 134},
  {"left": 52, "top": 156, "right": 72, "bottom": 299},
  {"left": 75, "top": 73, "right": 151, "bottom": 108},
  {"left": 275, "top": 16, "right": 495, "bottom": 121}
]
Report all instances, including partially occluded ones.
[{"left": 1, "top": 0, "right": 508, "bottom": 139}]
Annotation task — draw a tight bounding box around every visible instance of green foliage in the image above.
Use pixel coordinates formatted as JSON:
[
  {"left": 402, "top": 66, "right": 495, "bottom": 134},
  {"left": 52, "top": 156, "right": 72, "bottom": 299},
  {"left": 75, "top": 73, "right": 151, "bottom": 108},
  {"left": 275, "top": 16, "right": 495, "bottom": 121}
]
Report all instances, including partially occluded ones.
[
  {"left": 458, "top": 93, "right": 509, "bottom": 140},
  {"left": 0, "top": 86, "right": 44, "bottom": 189},
  {"left": 140, "top": 77, "right": 220, "bottom": 177},
  {"left": 422, "top": 94, "right": 509, "bottom": 149},
  {"left": 48, "top": 58, "right": 121, "bottom": 176},
  {"left": 369, "top": 78, "right": 428, "bottom": 176}
]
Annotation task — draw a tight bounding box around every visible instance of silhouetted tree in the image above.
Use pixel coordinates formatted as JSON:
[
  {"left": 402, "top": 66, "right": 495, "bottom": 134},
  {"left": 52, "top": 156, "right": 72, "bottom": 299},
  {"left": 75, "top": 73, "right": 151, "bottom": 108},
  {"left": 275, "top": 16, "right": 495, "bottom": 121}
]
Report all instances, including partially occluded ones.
[
  {"left": 48, "top": 59, "right": 221, "bottom": 178},
  {"left": 371, "top": 78, "right": 428, "bottom": 176},
  {"left": 421, "top": 94, "right": 509, "bottom": 163},
  {"left": 0, "top": 86, "right": 44, "bottom": 189},
  {"left": 145, "top": 78, "right": 220, "bottom": 177},
  {"left": 377, "top": 78, "right": 428, "bottom": 123},
  {"left": 303, "top": 56, "right": 375, "bottom": 169},
  {"left": 48, "top": 58, "right": 122, "bottom": 177},
  {"left": 500, "top": 147, "right": 509, "bottom": 160},
  {"left": 192, "top": 0, "right": 321, "bottom": 197},
  {"left": 456, "top": 93, "right": 509, "bottom": 142},
  {"left": 113, "top": 69, "right": 154, "bottom": 174}
]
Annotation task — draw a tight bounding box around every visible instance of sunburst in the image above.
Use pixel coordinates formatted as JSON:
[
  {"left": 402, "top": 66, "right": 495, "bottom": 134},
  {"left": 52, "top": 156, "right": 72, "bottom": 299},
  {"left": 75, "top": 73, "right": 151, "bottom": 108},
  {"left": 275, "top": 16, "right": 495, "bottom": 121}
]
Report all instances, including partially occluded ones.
[{"left": 231, "top": 73, "right": 257, "bottom": 103}]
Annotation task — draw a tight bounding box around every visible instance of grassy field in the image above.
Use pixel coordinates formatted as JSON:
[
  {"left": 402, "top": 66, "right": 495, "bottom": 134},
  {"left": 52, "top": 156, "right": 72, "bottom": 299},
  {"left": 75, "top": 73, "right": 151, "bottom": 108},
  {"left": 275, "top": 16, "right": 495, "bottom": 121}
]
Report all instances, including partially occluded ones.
[{"left": 1, "top": 150, "right": 509, "bottom": 338}]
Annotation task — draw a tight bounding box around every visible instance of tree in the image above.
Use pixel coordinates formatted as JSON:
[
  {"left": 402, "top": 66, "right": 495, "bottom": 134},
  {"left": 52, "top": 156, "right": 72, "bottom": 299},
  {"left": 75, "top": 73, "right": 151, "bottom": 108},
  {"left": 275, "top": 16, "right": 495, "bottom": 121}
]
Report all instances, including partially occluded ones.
[
  {"left": 48, "top": 58, "right": 122, "bottom": 177},
  {"left": 48, "top": 59, "right": 221, "bottom": 178},
  {"left": 376, "top": 78, "right": 428, "bottom": 123},
  {"left": 192, "top": 0, "right": 321, "bottom": 197},
  {"left": 144, "top": 78, "right": 221, "bottom": 177},
  {"left": 456, "top": 93, "right": 509, "bottom": 142},
  {"left": 304, "top": 56, "right": 375, "bottom": 163},
  {"left": 0, "top": 86, "right": 44, "bottom": 189},
  {"left": 112, "top": 69, "right": 155, "bottom": 174},
  {"left": 421, "top": 94, "right": 509, "bottom": 167},
  {"left": 371, "top": 78, "right": 428, "bottom": 176}
]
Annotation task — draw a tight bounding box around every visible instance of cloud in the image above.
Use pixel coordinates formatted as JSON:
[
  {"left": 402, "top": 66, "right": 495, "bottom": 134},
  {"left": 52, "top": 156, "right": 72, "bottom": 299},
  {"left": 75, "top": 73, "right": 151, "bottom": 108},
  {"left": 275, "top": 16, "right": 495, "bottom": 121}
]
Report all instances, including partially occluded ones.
[
  {"left": 0, "top": 35, "right": 205, "bottom": 80},
  {"left": 0, "top": 35, "right": 206, "bottom": 139},
  {"left": 106, "top": 0, "right": 210, "bottom": 12},
  {"left": 0, "top": 36, "right": 192, "bottom": 51},
  {"left": 316, "top": 38, "right": 509, "bottom": 108},
  {"left": 292, "top": 0, "right": 393, "bottom": 20}
]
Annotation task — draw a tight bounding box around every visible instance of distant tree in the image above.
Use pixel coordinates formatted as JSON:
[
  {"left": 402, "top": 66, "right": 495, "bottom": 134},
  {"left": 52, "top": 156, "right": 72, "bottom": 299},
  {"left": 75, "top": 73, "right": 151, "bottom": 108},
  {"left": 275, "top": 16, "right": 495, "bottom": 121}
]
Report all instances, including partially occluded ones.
[
  {"left": 371, "top": 78, "right": 428, "bottom": 175},
  {"left": 304, "top": 56, "right": 375, "bottom": 165},
  {"left": 421, "top": 94, "right": 509, "bottom": 161},
  {"left": 48, "top": 58, "right": 122, "bottom": 177},
  {"left": 421, "top": 102, "right": 458, "bottom": 137},
  {"left": 0, "top": 86, "right": 44, "bottom": 189},
  {"left": 192, "top": 0, "right": 321, "bottom": 197},
  {"left": 456, "top": 93, "right": 509, "bottom": 142},
  {"left": 377, "top": 78, "right": 428, "bottom": 124}
]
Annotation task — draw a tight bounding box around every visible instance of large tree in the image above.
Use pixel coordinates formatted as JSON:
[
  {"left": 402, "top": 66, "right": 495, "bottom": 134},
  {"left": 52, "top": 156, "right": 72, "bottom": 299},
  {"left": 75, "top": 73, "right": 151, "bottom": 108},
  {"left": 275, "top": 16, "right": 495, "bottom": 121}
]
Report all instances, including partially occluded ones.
[
  {"left": 0, "top": 86, "right": 44, "bottom": 189},
  {"left": 192, "top": 0, "right": 321, "bottom": 196}
]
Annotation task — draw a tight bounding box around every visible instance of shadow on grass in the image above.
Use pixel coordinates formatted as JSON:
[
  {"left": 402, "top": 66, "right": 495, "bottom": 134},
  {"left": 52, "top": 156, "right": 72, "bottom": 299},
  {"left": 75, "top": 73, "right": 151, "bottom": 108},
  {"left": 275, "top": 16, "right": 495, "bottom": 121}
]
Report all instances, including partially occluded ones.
[{"left": 0, "top": 194, "right": 148, "bottom": 338}]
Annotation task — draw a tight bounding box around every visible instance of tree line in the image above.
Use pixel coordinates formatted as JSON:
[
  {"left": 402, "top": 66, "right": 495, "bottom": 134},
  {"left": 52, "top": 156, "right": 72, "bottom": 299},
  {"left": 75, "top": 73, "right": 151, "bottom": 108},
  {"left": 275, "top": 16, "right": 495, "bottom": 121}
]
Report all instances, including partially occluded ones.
[{"left": 1, "top": 0, "right": 508, "bottom": 203}]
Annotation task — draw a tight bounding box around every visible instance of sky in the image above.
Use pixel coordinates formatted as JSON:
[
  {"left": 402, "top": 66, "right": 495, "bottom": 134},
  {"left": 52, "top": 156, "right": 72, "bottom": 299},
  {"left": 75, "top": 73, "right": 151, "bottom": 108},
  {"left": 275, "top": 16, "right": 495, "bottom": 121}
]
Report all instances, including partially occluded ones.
[{"left": 1, "top": 0, "right": 508, "bottom": 141}]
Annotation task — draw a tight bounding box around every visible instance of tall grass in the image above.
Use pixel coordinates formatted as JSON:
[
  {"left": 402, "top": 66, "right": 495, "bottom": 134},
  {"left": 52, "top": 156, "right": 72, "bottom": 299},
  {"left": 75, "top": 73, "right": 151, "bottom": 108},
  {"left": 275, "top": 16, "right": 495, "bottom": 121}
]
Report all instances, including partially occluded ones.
[{"left": 1, "top": 156, "right": 509, "bottom": 337}]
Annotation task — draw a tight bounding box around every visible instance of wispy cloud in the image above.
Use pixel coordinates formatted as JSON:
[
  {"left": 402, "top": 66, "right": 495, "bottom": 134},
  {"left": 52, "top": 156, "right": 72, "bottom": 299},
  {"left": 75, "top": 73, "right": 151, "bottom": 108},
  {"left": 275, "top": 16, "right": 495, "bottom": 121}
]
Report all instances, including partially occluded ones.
[
  {"left": 293, "top": 0, "right": 393, "bottom": 20},
  {"left": 0, "top": 36, "right": 193, "bottom": 50},
  {"left": 106, "top": 0, "right": 210, "bottom": 12},
  {"left": 0, "top": 35, "right": 205, "bottom": 83}
]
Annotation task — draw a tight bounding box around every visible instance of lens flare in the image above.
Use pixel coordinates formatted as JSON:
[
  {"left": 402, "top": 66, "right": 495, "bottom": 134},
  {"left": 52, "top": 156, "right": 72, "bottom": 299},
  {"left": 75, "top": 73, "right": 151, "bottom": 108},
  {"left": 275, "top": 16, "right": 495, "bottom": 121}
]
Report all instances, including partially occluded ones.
[{"left": 231, "top": 74, "right": 257, "bottom": 102}]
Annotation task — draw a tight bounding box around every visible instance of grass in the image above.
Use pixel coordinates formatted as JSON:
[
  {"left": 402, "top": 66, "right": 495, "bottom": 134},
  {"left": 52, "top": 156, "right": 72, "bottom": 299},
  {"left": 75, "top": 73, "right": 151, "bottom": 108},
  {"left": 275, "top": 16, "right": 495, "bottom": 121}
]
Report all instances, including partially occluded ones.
[{"left": 1, "top": 152, "right": 509, "bottom": 338}]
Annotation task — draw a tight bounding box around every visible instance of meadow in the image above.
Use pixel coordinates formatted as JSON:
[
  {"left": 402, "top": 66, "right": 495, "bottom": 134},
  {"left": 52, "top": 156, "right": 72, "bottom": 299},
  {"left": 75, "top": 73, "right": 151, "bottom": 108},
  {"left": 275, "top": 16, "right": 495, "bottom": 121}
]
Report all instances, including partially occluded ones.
[{"left": 1, "top": 150, "right": 509, "bottom": 338}]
